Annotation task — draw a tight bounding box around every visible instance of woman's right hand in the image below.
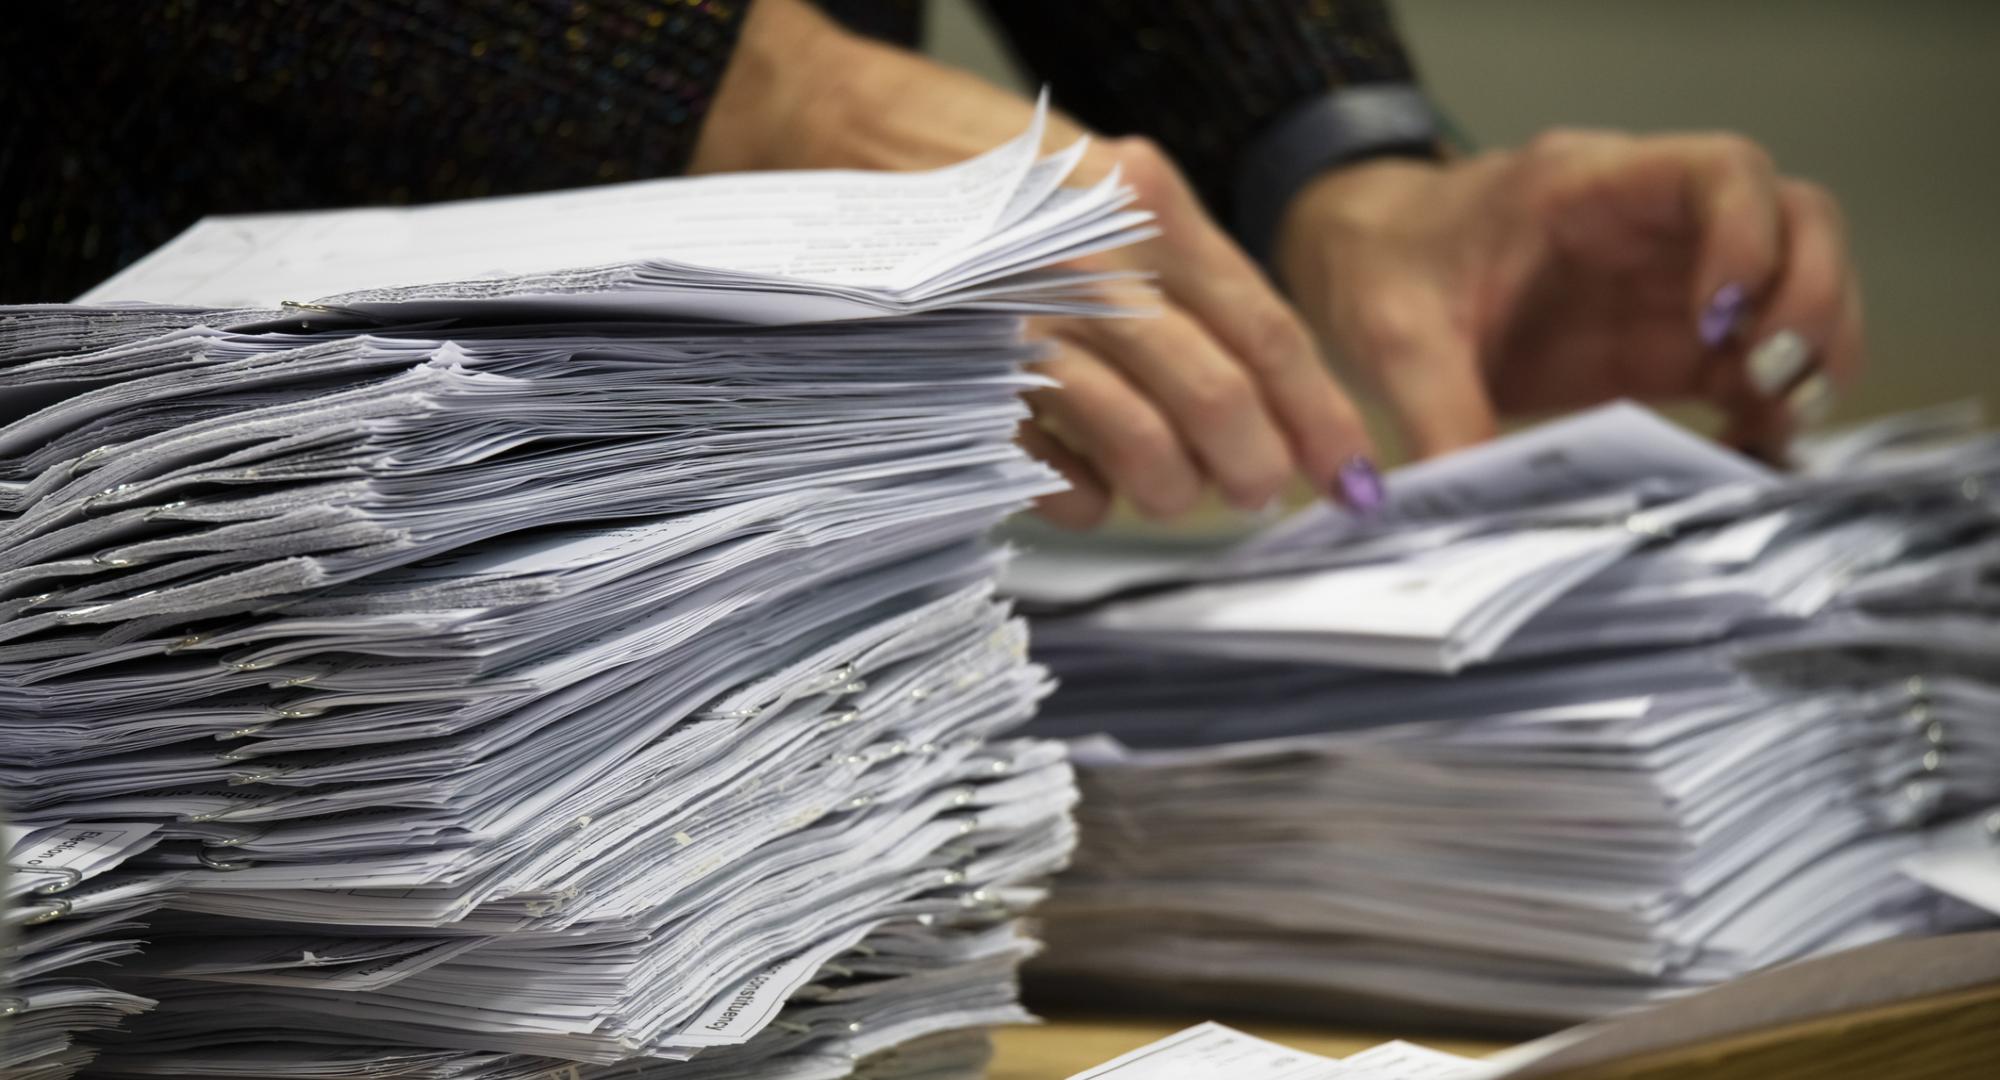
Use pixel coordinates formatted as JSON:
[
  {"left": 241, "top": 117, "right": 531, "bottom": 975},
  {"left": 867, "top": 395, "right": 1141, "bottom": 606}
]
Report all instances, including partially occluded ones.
[
  {"left": 692, "top": 0, "right": 1379, "bottom": 529},
  {"left": 1015, "top": 136, "right": 1378, "bottom": 529}
]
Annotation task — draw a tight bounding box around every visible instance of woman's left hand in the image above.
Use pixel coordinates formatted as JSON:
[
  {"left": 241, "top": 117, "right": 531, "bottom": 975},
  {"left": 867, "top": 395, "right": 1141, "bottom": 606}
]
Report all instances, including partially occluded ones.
[{"left": 1278, "top": 129, "right": 1864, "bottom": 459}]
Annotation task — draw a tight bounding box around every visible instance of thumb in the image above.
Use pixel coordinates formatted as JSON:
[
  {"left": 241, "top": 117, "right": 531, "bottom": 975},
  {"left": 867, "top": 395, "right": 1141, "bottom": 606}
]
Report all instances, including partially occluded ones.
[{"left": 1341, "top": 279, "right": 1497, "bottom": 459}]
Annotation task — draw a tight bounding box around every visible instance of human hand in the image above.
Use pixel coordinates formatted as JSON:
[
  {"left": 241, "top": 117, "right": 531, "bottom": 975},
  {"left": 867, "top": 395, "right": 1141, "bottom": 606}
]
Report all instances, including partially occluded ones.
[
  {"left": 1017, "top": 137, "right": 1378, "bottom": 529},
  {"left": 693, "top": 0, "right": 1379, "bottom": 529},
  {"left": 1277, "top": 130, "right": 1863, "bottom": 459}
]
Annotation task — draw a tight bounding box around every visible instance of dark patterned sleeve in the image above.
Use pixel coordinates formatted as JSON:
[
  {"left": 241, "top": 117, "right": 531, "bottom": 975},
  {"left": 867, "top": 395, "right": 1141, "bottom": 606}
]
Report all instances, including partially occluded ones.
[
  {"left": 976, "top": 0, "right": 1437, "bottom": 261},
  {"left": 1, "top": 0, "right": 751, "bottom": 304}
]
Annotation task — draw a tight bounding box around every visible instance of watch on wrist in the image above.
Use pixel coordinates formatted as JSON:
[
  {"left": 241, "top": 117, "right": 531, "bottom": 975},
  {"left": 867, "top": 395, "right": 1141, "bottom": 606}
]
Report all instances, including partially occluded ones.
[{"left": 1234, "top": 83, "right": 1447, "bottom": 268}]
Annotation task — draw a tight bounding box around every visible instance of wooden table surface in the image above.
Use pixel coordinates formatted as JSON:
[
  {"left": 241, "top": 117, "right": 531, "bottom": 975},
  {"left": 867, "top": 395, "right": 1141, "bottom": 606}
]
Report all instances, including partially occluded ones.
[
  {"left": 987, "top": 982, "right": 2000, "bottom": 1080},
  {"left": 987, "top": 1016, "right": 1506, "bottom": 1080}
]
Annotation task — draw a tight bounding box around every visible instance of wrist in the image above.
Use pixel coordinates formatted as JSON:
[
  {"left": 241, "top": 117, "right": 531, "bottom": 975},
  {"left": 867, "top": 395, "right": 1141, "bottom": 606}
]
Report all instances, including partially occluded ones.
[
  {"left": 1232, "top": 83, "right": 1444, "bottom": 267},
  {"left": 1275, "top": 157, "right": 1445, "bottom": 302},
  {"left": 699, "top": 0, "right": 1086, "bottom": 176},
  {"left": 794, "top": 48, "right": 1087, "bottom": 174},
  {"left": 691, "top": 0, "right": 857, "bottom": 173}
]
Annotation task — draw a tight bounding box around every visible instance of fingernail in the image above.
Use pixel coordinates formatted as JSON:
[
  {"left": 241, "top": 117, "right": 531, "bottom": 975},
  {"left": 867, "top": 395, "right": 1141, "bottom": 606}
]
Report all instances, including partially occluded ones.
[
  {"left": 1787, "top": 370, "right": 1835, "bottom": 427},
  {"left": 1336, "top": 455, "right": 1386, "bottom": 514},
  {"left": 1699, "top": 282, "right": 1749, "bottom": 348},
  {"left": 1747, "top": 329, "right": 1812, "bottom": 397}
]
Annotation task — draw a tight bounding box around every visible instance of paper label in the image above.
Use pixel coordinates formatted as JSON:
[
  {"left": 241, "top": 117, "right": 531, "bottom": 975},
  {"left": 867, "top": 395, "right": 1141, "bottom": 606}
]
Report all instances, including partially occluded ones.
[
  {"left": 7, "top": 822, "right": 160, "bottom": 889},
  {"left": 671, "top": 921, "right": 879, "bottom": 1048}
]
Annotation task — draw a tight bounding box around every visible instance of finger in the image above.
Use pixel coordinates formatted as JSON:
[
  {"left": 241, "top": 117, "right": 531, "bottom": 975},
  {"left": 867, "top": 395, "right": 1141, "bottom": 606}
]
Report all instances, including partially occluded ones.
[
  {"left": 1107, "top": 136, "right": 1376, "bottom": 492},
  {"left": 1732, "top": 179, "right": 1859, "bottom": 432},
  {"left": 1015, "top": 418, "right": 1112, "bottom": 530},
  {"left": 1059, "top": 309, "right": 1293, "bottom": 510},
  {"left": 1703, "top": 346, "right": 1788, "bottom": 459},
  {"left": 1757, "top": 179, "right": 1862, "bottom": 386},
  {"left": 1339, "top": 275, "right": 1497, "bottom": 459},
  {"left": 1665, "top": 134, "right": 1785, "bottom": 349},
  {"left": 1028, "top": 341, "right": 1204, "bottom": 520},
  {"left": 1566, "top": 132, "right": 1784, "bottom": 346},
  {"left": 1530, "top": 131, "right": 1783, "bottom": 348},
  {"left": 1831, "top": 267, "right": 1866, "bottom": 389}
]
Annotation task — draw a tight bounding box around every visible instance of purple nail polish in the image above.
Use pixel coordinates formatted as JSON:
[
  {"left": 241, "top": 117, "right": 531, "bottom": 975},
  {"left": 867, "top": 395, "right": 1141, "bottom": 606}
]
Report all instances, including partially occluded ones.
[
  {"left": 1699, "top": 282, "right": 1748, "bottom": 348},
  {"left": 1337, "top": 455, "right": 1386, "bottom": 514}
]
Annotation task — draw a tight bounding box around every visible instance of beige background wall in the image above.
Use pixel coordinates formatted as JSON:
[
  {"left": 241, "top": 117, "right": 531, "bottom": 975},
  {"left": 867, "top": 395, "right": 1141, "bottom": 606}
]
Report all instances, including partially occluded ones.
[{"left": 928, "top": 0, "right": 1998, "bottom": 430}]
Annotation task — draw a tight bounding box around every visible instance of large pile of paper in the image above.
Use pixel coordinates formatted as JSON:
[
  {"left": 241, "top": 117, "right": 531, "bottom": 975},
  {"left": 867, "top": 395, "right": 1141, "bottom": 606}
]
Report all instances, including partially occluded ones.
[
  {"left": 1, "top": 106, "right": 1141, "bottom": 1079},
  {"left": 1014, "top": 402, "right": 2000, "bottom": 1030}
]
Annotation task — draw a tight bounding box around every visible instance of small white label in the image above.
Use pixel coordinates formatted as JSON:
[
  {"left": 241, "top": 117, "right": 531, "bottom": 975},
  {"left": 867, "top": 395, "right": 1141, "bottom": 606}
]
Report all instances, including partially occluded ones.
[
  {"left": 8, "top": 822, "right": 160, "bottom": 888},
  {"left": 671, "top": 922, "right": 878, "bottom": 1049},
  {"left": 673, "top": 953, "right": 820, "bottom": 1048}
]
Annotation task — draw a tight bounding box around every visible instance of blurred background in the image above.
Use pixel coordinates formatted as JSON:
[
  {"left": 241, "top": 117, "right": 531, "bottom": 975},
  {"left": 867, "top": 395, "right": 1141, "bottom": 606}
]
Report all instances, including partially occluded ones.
[{"left": 929, "top": 0, "right": 1997, "bottom": 484}]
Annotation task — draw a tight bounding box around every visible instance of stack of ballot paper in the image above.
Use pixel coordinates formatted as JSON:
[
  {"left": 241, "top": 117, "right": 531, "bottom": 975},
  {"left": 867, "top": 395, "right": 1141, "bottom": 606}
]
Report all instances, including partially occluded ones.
[
  {"left": 1014, "top": 401, "right": 2000, "bottom": 1030},
  {"left": 1, "top": 105, "right": 1141, "bottom": 1078}
]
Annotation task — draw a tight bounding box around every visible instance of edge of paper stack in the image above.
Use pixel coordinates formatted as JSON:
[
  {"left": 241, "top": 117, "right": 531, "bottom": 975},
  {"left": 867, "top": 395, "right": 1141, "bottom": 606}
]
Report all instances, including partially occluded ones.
[{"left": 2, "top": 101, "right": 1152, "bottom": 1079}]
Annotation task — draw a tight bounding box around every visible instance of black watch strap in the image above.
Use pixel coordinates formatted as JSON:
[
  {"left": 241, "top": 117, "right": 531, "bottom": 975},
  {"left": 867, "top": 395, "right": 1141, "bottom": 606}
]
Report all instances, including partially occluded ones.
[{"left": 1233, "top": 83, "right": 1444, "bottom": 269}]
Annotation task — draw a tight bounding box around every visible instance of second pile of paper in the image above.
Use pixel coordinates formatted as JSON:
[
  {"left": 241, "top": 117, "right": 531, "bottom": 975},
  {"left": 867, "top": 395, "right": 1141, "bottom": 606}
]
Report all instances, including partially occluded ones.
[{"left": 1017, "top": 402, "right": 2000, "bottom": 1030}]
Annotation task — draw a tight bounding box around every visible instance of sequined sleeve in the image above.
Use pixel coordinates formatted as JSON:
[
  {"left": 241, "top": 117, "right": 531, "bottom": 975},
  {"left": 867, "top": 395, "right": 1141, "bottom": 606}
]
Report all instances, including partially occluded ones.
[
  {"left": 2, "top": 0, "right": 751, "bottom": 303},
  {"left": 974, "top": 0, "right": 1427, "bottom": 241}
]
